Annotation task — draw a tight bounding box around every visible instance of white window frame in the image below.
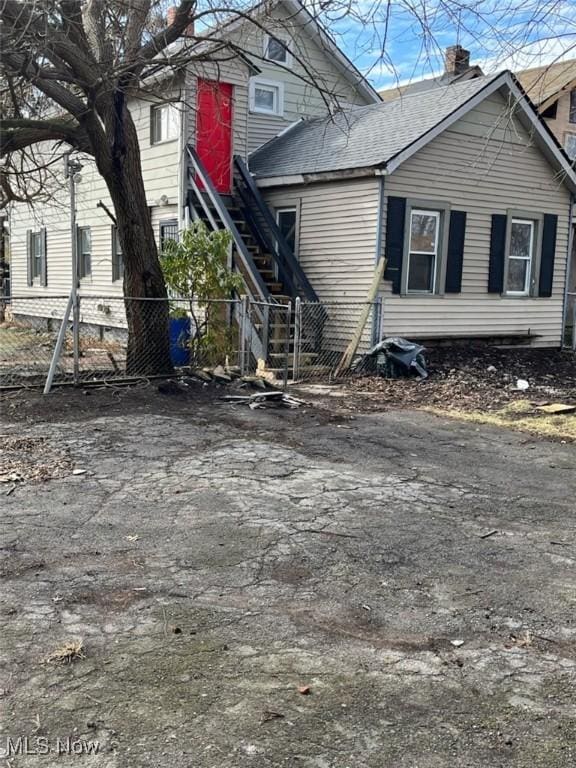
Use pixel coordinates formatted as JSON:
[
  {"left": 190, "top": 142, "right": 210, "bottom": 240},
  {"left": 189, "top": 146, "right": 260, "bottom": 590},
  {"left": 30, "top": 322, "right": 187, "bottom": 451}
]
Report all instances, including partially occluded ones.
[
  {"left": 275, "top": 206, "right": 298, "bottom": 256},
  {"left": 406, "top": 208, "right": 441, "bottom": 295},
  {"left": 30, "top": 230, "right": 43, "bottom": 281},
  {"left": 506, "top": 217, "right": 535, "bottom": 296},
  {"left": 150, "top": 103, "right": 180, "bottom": 145},
  {"left": 263, "top": 34, "right": 292, "bottom": 68},
  {"left": 112, "top": 225, "right": 124, "bottom": 282},
  {"left": 77, "top": 226, "right": 92, "bottom": 280},
  {"left": 249, "top": 78, "right": 284, "bottom": 117}
]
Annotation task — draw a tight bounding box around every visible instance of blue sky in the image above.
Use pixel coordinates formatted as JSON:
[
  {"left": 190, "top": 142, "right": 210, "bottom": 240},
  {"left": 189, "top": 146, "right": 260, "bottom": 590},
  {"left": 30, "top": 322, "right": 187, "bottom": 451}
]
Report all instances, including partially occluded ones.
[{"left": 318, "top": 0, "right": 576, "bottom": 89}]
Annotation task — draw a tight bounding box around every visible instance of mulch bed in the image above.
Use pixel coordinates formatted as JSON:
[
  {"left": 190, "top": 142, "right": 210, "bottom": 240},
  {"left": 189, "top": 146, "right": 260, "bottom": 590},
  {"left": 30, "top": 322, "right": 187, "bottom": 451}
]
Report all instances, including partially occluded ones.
[{"left": 346, "top": 347, "right": 576, "bottom": 412}]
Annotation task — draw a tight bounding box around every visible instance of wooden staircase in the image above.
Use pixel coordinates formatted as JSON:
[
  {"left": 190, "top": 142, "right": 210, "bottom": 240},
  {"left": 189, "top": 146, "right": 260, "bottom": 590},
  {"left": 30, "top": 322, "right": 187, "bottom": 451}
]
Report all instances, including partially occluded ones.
[{"left": 186, "top": 147, "right": 324, "bottom": 380}]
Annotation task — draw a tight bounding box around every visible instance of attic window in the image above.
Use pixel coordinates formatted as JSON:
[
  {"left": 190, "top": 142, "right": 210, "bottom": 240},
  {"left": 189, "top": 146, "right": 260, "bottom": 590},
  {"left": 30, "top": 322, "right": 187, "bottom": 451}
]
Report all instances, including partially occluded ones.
[
  {"left": 264, "top": 35, "right": 292, "bottom": 67},
  {"left": 541, "top": 101, "right": 558, "bottom": 120}
]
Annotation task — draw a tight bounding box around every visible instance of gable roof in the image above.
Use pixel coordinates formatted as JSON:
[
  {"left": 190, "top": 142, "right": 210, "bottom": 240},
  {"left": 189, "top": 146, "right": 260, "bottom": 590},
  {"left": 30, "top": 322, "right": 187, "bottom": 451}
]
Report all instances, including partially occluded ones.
[
  {"left": 379, "top": 66, "right": 483, "bottom": 102},
  {"left": 515, "top": 58, "right": 576, "bottom": 107},
  {"left": 168, "top": 0, "right": 380, "bottom": 105},
  {"left": 249, "top": 71, "right": 576, "bottom": 192}
]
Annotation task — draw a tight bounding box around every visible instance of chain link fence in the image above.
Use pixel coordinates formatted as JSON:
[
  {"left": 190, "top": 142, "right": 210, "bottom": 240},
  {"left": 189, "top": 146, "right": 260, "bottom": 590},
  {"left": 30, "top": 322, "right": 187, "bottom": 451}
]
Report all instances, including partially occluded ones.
[
  {"left": 292, "top": 300, "right": 379, "bottom": 382},
  {"left": 0, "top": 294, "right": 379, "bottom": 390},
  {"left": 1, "top": 296, "right": 73, "bottom": 388}
]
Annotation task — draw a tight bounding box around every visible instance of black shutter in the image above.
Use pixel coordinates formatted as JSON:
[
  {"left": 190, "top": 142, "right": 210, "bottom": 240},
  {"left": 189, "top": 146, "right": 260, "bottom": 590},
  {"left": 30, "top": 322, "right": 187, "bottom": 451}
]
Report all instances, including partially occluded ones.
[
  {"left": 27, "top": 229, "right": 33, "bottom": 286},
  {"left": 488, "top": 214, "right": 507, "bottom": 293},
  {"left": 384, "top": 196, "right": 406, "bottom": 294},
  {"left": 538, "top": 214, "right": 557, "bottom": 298},
  {"left": 40, "top": 227, "right": 48, "bottom": 286},
  {"left": 444, "top": 210, "right": 467, "bottom": 293}
]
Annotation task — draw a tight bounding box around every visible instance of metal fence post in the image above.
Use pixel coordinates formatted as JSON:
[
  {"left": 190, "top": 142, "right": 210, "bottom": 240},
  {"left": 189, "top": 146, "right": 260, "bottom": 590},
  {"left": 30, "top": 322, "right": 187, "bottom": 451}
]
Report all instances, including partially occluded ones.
[
  {"left": 282, "top": 300, "right": 292, "bottom": 390},
  {"left": 293, "top": 297, "right": 301, "bottom": 381},
  {"left": 239, "top": 295, "right": 249, "bottom": 374},
  {"left": 44, "top": 294, "right": 73, "bottom": 394},
  {"left": 72, "top": 293, "right": 80, "bottom": 384}
]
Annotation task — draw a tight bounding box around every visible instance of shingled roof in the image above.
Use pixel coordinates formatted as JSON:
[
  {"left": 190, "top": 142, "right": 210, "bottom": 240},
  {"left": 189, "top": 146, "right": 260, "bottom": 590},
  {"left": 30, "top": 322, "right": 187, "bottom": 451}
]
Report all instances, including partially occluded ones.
[
  {"left": 249, "top": 71, "right": 576, "bottom": 192},
  {"left": 250, "top": 75, "right": 499, "bottom": 178}
]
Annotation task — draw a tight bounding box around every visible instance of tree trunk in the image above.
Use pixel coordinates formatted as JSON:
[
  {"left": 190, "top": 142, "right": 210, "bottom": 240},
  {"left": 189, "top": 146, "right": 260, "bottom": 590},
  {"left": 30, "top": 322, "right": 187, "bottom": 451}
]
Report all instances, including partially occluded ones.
[{"left": 97, "top": 100, "right": 174, "bottom": 377}]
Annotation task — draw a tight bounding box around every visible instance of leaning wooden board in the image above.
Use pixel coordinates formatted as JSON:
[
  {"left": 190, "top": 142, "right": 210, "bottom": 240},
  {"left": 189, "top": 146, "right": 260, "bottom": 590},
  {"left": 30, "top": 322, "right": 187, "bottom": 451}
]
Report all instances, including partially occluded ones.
[{"left": 335, "top": 258, "right": 387, "bottom": 377}]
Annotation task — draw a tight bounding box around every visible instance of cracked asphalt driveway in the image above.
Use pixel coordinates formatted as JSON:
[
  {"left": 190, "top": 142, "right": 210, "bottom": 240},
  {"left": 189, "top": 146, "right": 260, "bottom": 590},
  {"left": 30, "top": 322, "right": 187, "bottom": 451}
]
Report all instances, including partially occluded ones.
[{"left": 1, "top": 389, "right": 575, "bottom": 767}]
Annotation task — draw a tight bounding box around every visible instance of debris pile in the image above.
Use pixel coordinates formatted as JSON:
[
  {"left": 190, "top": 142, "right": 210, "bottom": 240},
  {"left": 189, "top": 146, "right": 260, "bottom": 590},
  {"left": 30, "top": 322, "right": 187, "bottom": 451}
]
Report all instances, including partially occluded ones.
[
  {"left": 353, "top": 337, "right": 428, "bottom": 379},
  {"left": 0, "top": 435, "right": 74, "bottom": 486},
  {"left": 158, "top": 363, "right": 282, "bottom": 396},
  {"left": 222, "top": 391, "right": 305, "bottom": 409}
]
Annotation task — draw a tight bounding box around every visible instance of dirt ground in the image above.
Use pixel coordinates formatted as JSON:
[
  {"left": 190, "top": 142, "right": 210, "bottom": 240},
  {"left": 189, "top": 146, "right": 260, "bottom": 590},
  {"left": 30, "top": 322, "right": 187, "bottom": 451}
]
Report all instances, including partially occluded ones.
[
  {"left": 1, "top": 384, "right": 576, "bottom": 767},
  {"left": 348, "top": 346, "right": 576, "bottom": 410}
]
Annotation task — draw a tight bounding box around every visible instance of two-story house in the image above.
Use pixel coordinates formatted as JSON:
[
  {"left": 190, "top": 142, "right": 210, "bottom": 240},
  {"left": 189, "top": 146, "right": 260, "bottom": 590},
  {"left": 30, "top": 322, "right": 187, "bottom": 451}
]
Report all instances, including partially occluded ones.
[{"left": 7, "top": 0, "right": 379, "bottom": 330}]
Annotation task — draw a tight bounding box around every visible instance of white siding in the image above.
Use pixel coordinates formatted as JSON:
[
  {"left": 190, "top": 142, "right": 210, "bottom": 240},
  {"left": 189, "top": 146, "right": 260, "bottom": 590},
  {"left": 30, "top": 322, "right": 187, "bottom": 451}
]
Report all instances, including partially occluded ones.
[
  {"left": 263, "top": 178, "right": 380, "bottom": 351},
  {"left": 381, "top": 92, "right": 572, "bottom": 347},
  {"left": 263, "top": 178, "right": 380, "bottom": 303},
  {"left": 9, "top": 84, "right": 183, "bottom": 318}
]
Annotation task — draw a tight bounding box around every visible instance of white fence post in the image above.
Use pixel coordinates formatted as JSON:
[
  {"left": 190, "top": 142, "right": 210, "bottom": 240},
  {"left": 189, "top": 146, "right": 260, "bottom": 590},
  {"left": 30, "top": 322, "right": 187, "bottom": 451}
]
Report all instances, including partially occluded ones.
[
  {"left": 293, "top": 297, "right": 301, "bottom": 382},
  {"left": 282, "top": 300, "right": 292, "bottom": 390},
  {"left": 43, "top": 293, "right": 73, "bottom": 395}
]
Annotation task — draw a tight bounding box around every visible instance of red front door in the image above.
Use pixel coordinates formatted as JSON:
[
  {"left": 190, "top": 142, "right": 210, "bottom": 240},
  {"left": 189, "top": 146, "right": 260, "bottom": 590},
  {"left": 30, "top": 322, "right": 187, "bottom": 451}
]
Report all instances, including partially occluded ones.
[{"left": 196, "top": 79, "right": 233, "bottom": 194}]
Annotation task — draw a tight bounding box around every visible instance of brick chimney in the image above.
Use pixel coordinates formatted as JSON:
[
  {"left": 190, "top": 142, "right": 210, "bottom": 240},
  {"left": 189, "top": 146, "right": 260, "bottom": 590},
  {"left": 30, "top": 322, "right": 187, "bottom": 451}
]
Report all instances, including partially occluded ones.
[
  {"left": 444, "top": 45, "right": 470, "bottom": 76},
  {"left": 167, "top": 5, "right": 194, "bottom": 37}
]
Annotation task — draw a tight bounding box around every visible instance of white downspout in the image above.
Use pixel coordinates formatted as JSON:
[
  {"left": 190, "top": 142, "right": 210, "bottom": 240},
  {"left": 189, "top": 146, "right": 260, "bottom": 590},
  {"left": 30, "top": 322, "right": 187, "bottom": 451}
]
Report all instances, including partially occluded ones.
[{"left": 561, "top": 195, "right": 575, "bottom": 348}]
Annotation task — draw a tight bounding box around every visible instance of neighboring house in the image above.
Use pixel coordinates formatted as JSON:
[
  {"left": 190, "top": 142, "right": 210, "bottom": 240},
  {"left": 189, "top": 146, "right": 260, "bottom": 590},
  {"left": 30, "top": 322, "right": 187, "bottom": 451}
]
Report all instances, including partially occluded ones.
[
  {"left": 515, "top": 59, "right": 576, "bottom": 161},
  {"left": 249, "top": 72, "right": 576, "bottom": 347},
  {"left": 7, "top": 0, "right": 378, "bottom": 329}
]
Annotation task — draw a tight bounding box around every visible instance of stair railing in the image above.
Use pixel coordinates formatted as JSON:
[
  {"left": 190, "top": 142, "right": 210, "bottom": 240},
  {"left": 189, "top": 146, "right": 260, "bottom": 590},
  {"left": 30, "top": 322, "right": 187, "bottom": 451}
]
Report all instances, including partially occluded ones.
[
  {"left": 233, "top": 155, "right": 319, "bottom": 303},
  {"left": 186, "top": 145, "right": 273, "bottom": 361},
  {"left": 186, "top": 146, "right": 272, "bottom": 305}
]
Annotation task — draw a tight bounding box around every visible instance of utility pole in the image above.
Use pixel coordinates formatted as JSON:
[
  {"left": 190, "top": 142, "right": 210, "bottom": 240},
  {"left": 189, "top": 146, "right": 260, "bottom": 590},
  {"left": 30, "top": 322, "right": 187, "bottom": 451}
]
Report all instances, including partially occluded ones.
[{"left": 64, "top": 153, "right": 83, "bottom": 384}]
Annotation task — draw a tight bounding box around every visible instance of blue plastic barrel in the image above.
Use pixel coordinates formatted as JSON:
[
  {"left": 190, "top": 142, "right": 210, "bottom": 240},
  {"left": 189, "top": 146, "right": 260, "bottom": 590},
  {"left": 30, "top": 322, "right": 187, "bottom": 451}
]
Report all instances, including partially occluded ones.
[{"left": 169, "top": 317, "right": 191, "bottom": 367}]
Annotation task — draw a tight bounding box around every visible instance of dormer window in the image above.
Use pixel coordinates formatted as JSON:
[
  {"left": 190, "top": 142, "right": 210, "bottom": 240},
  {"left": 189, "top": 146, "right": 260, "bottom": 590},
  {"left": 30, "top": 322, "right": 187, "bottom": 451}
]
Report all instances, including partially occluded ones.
[{"left": 264, "top": 35, "right": 292, "bottom": 67}]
